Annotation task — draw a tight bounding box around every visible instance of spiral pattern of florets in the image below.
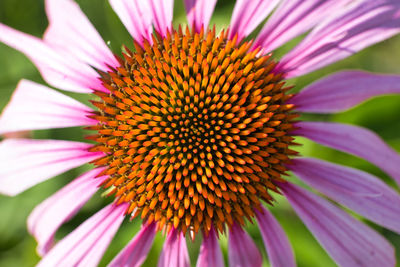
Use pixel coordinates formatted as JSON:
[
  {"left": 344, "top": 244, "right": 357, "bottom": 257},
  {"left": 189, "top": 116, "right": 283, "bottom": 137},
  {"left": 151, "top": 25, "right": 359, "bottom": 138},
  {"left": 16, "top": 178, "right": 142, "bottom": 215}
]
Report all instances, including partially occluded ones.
[{"left": 87, "top": 26, "right": 298, "bottom": 237}]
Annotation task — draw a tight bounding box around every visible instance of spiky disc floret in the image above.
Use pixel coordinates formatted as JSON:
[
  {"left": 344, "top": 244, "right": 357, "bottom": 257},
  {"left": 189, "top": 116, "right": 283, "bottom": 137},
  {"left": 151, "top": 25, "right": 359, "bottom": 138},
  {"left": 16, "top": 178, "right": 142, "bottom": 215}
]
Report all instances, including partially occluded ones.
[{"left": 87, "top": 26, "right": 298, "bottom": 237}]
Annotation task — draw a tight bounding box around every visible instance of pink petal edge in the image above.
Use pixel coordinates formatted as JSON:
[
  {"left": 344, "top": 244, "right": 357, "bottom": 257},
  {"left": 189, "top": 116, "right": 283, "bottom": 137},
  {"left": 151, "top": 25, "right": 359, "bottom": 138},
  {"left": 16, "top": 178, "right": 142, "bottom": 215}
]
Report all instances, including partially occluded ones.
[
  {"left": 0, "top": 80, "right": 96, "bottom": 135},
  {"left": 254, "top": 0, "right": 352, "bottom": 52},
  {"left": 255, "top": 207, "right": 295, "bottom": 267},
  {"left": 228, "top": 223, "right": 263, "bottom": 267},
  {"left": 37, "top": 203, "right": 128, "bottom": 267},
  {"left": 158, "top": 227, "right": 190, "bottom": 267},
  {"left": 0, "top": 23, "right": 101, "bottom": 93},
  {"left": 196, "top": 226, "right": 224, "bottom": 267},
  {"left": 289, "top": 157, "right": 400, "bottom": 235},
  {"left": 294, "top": 121, "right": 400, "bottom": 186},
  {"left": 278, "top": 0, "right": 400, "bottom": 78},
  {"left": 290, "top": 71, "right": 400, "bottom": 113},
  {"left": 44, "top": 0, "right": 119, "bottom": 71},
  {"left": 109, "top": 0, "right": 173, "bottom": 45},
  {"left": 184, "top": 0, "right": 217, "bottom": 33},
  {"left": 28, "top": 168, "right": 107, "bottom": 256},
  {"left": 148, "top": 0, "right": 174, "bottom": 37},
  {"left": 281, "top": 182, "right": 395, "bottom": 267},
  {"left": 0, "top": 139, "right": 103, "bottom": 196},
  {"left": 108, "top": 223, "right": 157, "bottom": 267},
  {"left": 229, "top": 0, "right": 280, "bottom": 41},
  {"left": 108, "top": 0, "right": 153, "bottom": 45}
]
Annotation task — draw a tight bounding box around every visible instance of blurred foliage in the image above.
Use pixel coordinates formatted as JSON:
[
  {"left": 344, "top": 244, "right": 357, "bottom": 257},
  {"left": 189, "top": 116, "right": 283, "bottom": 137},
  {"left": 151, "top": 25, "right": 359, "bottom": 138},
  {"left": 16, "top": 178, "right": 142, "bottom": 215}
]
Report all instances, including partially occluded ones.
[{"left": 1, "top": 0, "right": 400, "bottom": 266}]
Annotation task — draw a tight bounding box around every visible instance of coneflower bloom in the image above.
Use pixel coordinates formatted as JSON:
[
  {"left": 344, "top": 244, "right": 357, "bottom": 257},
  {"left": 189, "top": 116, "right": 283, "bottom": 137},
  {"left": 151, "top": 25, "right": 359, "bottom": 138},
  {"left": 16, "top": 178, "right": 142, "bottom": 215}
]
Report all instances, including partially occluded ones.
[{"left": 1, "top": 0, "right": 400, "bottom": 266}]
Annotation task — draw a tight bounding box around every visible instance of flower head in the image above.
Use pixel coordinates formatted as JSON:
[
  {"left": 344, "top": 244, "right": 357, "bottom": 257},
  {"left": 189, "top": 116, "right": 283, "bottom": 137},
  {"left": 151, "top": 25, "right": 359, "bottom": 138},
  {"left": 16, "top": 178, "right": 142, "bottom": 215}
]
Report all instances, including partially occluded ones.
[
  {"left": 90, "top": 27, "right": 298, "bottom": 236},
  {"left": 1, "top": 0, "right": 400, "bottom": 266}
]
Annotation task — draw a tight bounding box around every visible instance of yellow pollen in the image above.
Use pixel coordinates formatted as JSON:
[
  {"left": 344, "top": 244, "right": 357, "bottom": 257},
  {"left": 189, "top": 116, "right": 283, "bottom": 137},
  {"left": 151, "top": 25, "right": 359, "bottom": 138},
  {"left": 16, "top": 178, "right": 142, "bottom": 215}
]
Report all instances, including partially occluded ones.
[{"left": 88, "top": 26, "right": 298, "bottom": 237}]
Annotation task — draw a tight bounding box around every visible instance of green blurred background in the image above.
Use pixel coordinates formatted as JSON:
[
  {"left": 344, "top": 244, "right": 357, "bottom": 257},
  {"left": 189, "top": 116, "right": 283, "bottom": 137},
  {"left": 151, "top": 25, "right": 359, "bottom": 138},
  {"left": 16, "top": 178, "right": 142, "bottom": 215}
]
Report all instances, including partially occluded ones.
[{"left": 0, "top": 0, "right": 400, "bottom": 266}]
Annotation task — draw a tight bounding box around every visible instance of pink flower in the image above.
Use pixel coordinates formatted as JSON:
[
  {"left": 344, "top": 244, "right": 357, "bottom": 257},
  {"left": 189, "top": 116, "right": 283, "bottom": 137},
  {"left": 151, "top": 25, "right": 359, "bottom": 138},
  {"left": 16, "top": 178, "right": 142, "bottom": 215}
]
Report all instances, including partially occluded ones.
[{"left": 1, "top": 0, "right": 400, "bottom": 266}]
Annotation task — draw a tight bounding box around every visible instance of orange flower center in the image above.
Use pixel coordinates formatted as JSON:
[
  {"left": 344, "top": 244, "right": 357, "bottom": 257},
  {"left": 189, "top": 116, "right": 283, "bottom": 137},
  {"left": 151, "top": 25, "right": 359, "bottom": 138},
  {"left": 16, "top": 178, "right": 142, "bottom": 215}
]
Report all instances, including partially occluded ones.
[{"left": 87, "top": 26, "right": 297, "bottom": 237}]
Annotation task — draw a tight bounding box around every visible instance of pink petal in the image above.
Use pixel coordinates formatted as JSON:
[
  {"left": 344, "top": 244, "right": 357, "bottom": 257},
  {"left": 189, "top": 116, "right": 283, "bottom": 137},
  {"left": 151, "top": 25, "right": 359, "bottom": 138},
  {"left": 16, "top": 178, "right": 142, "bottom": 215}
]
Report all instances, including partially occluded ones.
[
  {"left": 108, "top": 223, "right": 157, "bottom": 267},
  {"left": 255, "top": 207, "right": 295, "bottom": 267},
  {"left": 196, "top": 226, "right": 224, "bottom": 267},
  {"left": 44, "top": 0, "right": 119, "bottom": 71},
  {"left": 290, "top": 71, "right": 400, "bottom": 113},
  {"left": 37, "top": 203, "right": 127, "bottom": 267},
  {"left": 0, "top": 139, "right": 103, "bottom": 196},
  {"left": 281, "top": 182, "right": 395, "bottom": 267},
  {"left": 108, "top": 0, "right": 153, "bottom": 45},
  {"left": 148, "top": 0, "right": 174, "bottom": 37},
  {"left": 294, "top": 121, "right": 400, "bottom": 185},
  {"left": 278, "top": 0, "right": 400, "bottom": 78},
  {"left": 0, "top": 23, "right": 102, "bottom": 93},
  {"left": 228, "top": 223, "right": 262, "bottom": 267},
  {"left": 28, "top": 168, "right": 107, "bottom": 256},
  {"left": 0, "top": 80, "right": 96, "bottom": 135},
  {"left": 228, "top": 0, "right": 280, "bottom": 41},
  {"left": 158, "top": 228, "right": 190, "bottom": 267},
  {"left": 254, "top": 0, "right": 351, "bottom": 52},
  {"left": 289, "top": 157, "right": 400, "bottom": 235},
  {"left": 184, "top": 0, "right": 217, "bottom": 33},
  {"left": 109, "top": 0, "right": 173, "bottom": 45}
]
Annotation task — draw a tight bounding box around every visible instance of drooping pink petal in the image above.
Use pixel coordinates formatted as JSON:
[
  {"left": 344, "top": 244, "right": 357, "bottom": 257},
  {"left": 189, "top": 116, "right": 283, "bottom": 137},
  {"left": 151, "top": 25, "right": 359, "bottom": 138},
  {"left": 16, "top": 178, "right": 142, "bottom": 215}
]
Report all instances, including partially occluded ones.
[
  {"left": 0, "top": 23, "right": 102, "bottom": 93},
  {"left": 37, "top": 203, "right": 127, "bottom": 267},
  {"left": 255, "top": 207, "right": 295, "bottom": 267},
  {"left": 148, "top": 0, "right": 174, "bottom": 37},
  {"left": 253, "top": 0, "right": 352, "bottom": 52},
  {"left": 290, "top": 71, "right": 400, "bottom": 113},
  {"left": 289, "top": 157, "right": 400, "bottom": 235},
  {"left": 196, "top": 226, "right": 224, "bottom": 267},
  {"left": 281, "top": 182, "right": 395, "bottom": 267},
  {"left": 109, "top": 223, "right": 156, "bottom": 267},
  {"left": 229, "top": 0, "right": 280, "bottom": 41},
  {"left": 278, "top": 0, "right": 400, "bottom": 78},
  {"left": 184, "top": 0, "right": 217, "bottom": 33},
  {"left": 158, "top": 227, "right": 190, "bottom": 267},
  {"left": 228, "top": 223, "right": 262, "bottom": 267},
  {"left": 0, "top": 80, "right": 96, "bottom": 135},
  {"left": 294, "top": 121, "right": 400, "bottom": 185},
  {"left": 0, "top": 139, "right": 103, "bottom": 196},
  {"left": 44, "top": 0, "right": 119, "bottom": 71},
  {"left": 28, "top": 168, "right": 107, "bottom": 256},
  {"left": 108, "top": 0, "right": 153, "bottom": 45}
]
